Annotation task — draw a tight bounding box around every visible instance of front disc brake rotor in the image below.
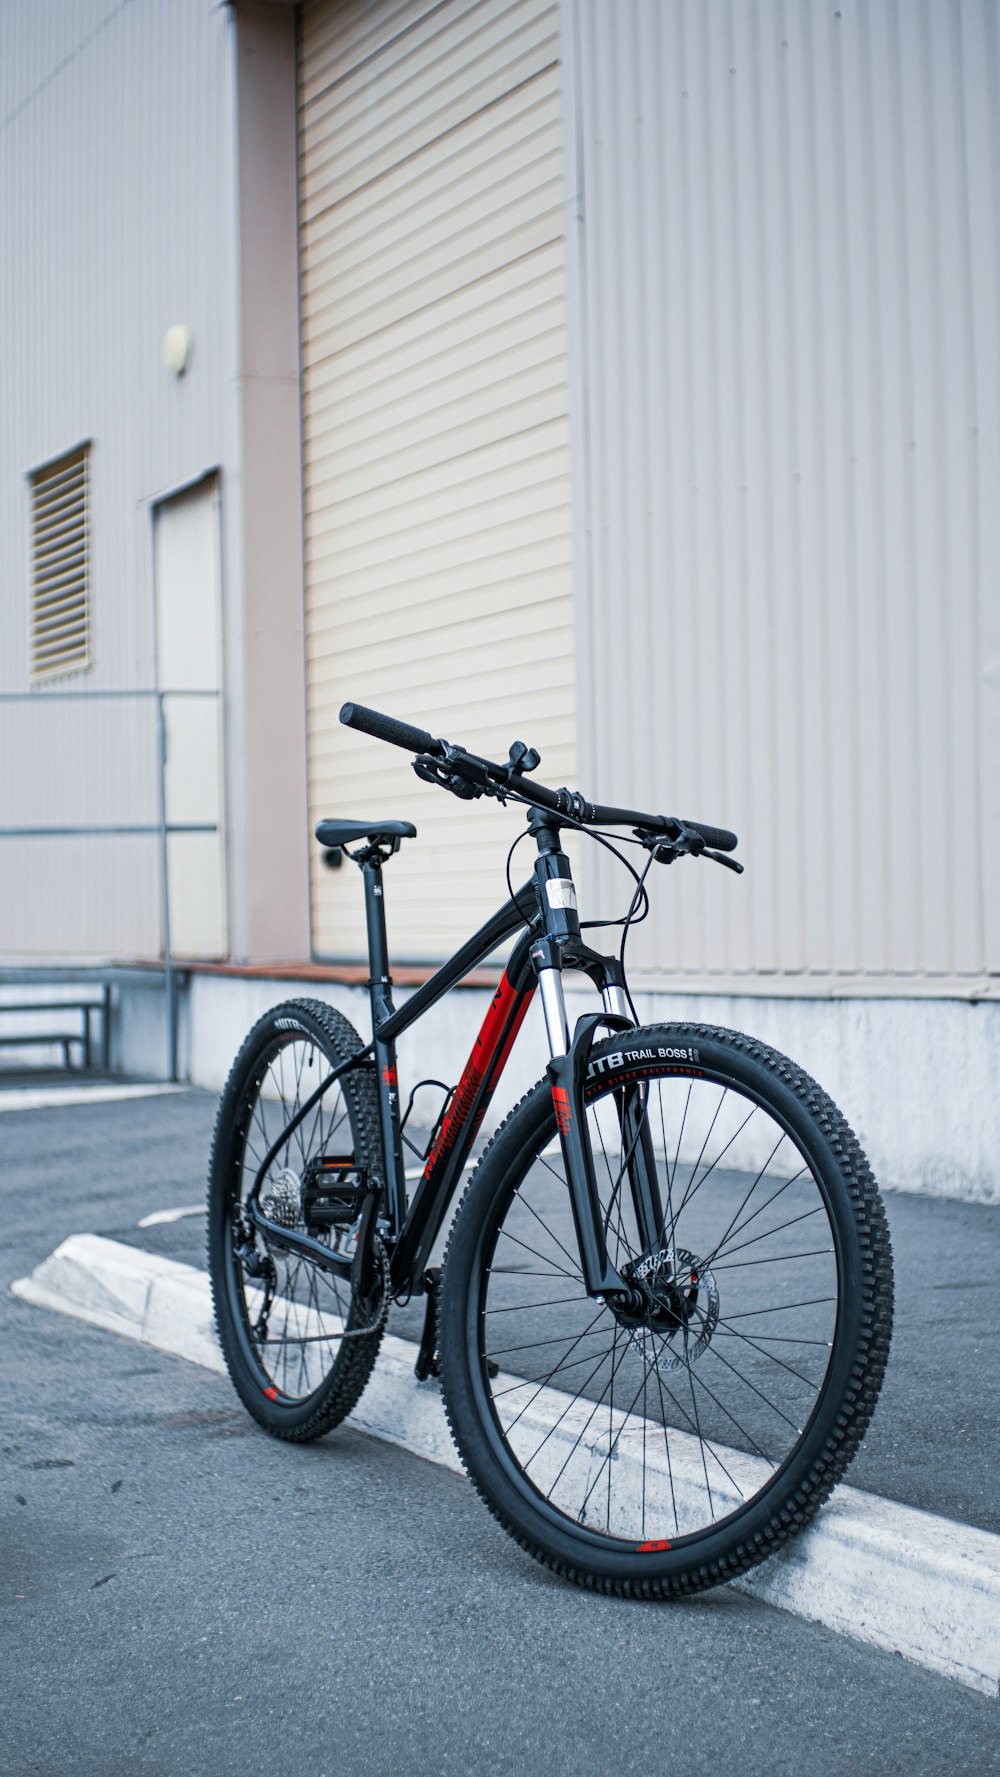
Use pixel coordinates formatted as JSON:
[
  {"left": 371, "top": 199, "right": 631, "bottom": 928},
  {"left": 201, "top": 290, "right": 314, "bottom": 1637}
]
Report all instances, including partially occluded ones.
[{"left": 623, "top": 1245, "right": 720, "bottom": 1372}]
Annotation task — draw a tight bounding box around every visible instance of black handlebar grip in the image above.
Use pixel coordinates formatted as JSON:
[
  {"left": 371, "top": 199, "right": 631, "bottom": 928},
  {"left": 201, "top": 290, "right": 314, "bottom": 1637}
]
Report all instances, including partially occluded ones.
[
  {"left": 681, "top": 818, "right": 738, "bottom": 853},
  {"left": 339, "top": 702, "right": 443, "bottom": 758}
]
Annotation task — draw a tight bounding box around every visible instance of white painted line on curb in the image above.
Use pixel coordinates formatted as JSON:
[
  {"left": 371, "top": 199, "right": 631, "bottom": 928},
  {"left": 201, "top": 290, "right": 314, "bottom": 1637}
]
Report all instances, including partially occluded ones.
[
  {"left": 12, "top": 1233, "right": 1000, "bottom": 1700},
  {"left": 0, "top": 1083, "right": 182, "bottom": 1114},
  {"left": 137, "top": 1204, "right": 207, "bottom": 1228}
]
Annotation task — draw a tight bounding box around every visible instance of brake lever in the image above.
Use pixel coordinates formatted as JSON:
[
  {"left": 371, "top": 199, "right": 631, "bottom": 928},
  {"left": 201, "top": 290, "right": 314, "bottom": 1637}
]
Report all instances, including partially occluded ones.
[
  {"left": 703, "top": 848, "right": 744, "bottom": 874},
  {"left": 412, "top": 746, "right": 497, "bottom": 802},
  {"left": 640, "top": 829, "right": 744, "bottom": 874},
  {"left": 413, "top": 739, "right": 543, "bottom": 807}
]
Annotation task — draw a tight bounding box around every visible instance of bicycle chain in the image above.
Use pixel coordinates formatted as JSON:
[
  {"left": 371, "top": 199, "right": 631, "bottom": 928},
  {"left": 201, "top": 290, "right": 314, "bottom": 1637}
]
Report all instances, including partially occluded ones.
[{"left": 337, "top": 1230, "right": 391, "bottom": 1341}]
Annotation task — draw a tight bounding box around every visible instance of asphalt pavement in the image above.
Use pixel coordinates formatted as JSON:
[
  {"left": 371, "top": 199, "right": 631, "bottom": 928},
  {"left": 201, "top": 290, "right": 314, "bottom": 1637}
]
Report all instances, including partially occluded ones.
[
  {"left": 6, "top": 1085, "right": 997, "bottom": 1534},
  {"left": 3, "top": 1085, "right": 999, "bottom": 1774}
]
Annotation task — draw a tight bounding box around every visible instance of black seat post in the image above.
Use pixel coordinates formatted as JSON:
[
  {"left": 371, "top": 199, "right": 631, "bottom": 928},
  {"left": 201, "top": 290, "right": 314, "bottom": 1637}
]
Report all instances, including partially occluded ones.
[{"left": 362, "top": 854, "right": 406, "bottom": 1232}]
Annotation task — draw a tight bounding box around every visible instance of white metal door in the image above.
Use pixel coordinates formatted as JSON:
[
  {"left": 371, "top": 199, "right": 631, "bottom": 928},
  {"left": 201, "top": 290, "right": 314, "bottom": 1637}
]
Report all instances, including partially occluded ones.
[{"left": 153, "top": 478, "right": 226, "bottom": 959}]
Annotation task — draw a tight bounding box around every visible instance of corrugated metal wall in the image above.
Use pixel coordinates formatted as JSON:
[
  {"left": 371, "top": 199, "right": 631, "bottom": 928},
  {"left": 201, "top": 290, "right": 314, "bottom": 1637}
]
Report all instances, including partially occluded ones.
[
  {"left": 563, "top": 0, "right": 1000, "bottom": 993},
  {"left": 0, "top": 0, "right": 238, "bottom": 959},
  {"left": 299, "top": 0, "right": 576, "bottom": 962}
]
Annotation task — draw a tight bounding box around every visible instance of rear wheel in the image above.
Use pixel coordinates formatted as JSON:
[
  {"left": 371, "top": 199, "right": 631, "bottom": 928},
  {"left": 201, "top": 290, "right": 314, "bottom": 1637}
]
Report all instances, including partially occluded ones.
[
  {"left": 438, "top": 1023, "right": 893, "bottom": 1594},
  {"left": 208, "top": 998, "right": 386, "bottom": 1442}
]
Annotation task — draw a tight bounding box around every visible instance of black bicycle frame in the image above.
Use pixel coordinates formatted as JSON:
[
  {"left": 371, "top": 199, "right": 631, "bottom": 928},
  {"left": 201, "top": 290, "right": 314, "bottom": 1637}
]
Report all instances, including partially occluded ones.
[
  {"left": 248, "top": 814, "right": 661, "bottom": 1307},
  {"left": 364, "top": 863, "right": 540, "bottom": 1289}
]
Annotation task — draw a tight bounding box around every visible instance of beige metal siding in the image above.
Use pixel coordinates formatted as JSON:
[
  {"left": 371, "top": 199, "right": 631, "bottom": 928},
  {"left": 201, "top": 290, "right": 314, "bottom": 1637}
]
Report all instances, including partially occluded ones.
[
  {"left": 563, "top": 0, "right": 1000, "bottom": 992},
  {"left": 300, "top": 0, "right": 575, "bottom": 962}
]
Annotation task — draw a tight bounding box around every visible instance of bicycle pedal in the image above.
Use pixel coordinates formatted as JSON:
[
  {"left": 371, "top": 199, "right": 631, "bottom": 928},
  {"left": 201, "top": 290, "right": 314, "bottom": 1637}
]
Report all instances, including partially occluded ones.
[{"left": 302, "top": 1155, "right": 369, "bottom": 1226}]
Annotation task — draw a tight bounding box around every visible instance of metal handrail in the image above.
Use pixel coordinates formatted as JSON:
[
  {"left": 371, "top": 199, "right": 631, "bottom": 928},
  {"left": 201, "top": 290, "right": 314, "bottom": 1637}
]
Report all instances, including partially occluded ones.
[{"left": 0, "top": 685, "right": 222, "bottom": 1079}]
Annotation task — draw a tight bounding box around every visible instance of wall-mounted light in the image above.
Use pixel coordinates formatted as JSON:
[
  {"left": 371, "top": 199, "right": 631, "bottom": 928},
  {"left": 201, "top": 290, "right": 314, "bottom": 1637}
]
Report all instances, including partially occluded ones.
[{"left": 161, "top": 324, "right": 193, "bottom": 377}]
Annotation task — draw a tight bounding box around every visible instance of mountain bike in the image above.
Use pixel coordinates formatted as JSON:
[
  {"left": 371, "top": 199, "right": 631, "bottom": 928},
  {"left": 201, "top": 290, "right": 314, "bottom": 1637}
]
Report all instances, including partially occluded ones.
[{"left": 208, "top": 701, "right": 893, "bottom": 1596}]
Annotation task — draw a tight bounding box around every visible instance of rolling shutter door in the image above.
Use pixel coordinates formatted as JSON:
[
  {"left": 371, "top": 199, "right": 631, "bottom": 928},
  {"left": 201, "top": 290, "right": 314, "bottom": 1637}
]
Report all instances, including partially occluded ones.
[{"left": 299, "top": 0, "right": 575, "bottom": 961}]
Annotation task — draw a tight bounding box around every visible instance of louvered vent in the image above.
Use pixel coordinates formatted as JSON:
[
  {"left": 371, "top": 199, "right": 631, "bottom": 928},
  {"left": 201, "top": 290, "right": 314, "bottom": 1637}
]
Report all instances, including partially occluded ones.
[{"left": 29, "top": 445, "right": 91, "bottom": 680}]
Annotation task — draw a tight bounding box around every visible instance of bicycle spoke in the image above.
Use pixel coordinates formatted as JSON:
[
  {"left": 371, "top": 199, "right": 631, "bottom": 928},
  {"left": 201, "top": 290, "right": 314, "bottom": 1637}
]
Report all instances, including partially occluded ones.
[
  {"left": 489, "top": 1331, "right": 617, "bottom": 1399},
  {"left": 494, "top": 1223, "right": 583, "bottom": 1285},
  {"left": 709, "top": 1201, "right": 826, "bottom": 1265},
  {"left": 663, "top": 1085, "right": 723, "bottom": 1238},
  {"left": 702, "top": 1130, "right": 789, "bottom": 1260},
  {"left": 698, "top": 1340, "right": 803, "bottom": 1436},
  {"left": 485, "top": 1293, "right": 591, "bottom": 1314},
  {"left": 530, "top": 1332, "right": 634, "bottom": 1495},
  {"left": 514, "top": 1183, "right": 584, "bottom": 1279},
  {"left": 705, "top": 1165, "right": 810, "bottom": 1259},
  {"left": 489, "top": 1323, "right": 610, "bottom": 1359},
  {"left": 712, "top": 1247, "right": 835, "bottom": 1271},
  {"left": 474, "top": 1047, "right": 862, "bottom": 1553},
  {"left": 672, "top": 1098, "right": 758, "bottom": 1226},
  {"left": 579, "top": 1353, "right": 658, "bottom": 1524},
  {"left": 641, "top": 1340, "right": 749, "bottom": 1505},
  {"left": 723, "top": 1296, "right": 837, "bottom": 1319},
  {"left": 712, "top": 1320, "right": 826, "bottom": 1388},
  {"left": 504, "top": 1328, "right": 618, "bottom": 1449},
  {"left": 223, "top": 1023, "right": 380, "bottom": 1407}
]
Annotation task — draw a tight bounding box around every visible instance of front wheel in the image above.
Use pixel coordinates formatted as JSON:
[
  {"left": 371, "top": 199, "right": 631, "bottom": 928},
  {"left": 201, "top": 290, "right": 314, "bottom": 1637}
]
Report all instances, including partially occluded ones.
[{"left": 438, "top": 1023, "right": 893, "bottom": 1595}]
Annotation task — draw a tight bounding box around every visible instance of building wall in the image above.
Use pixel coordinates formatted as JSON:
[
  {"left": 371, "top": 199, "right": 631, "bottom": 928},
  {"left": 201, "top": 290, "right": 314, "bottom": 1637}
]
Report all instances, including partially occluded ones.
[
  {"left": 0, "top": 0, "right": 312, "bottom": 966},
  {"left": 562, "top": 0, "right": 1000, "bottom": 999},
  {"left": 7, "top": 0, "right": 997, "bottom": 1201},
  {"left": 228, "top": 0, "right": 313, "bottom": 964},
  {"left": 0, "top": 0, "right": 241, "bottom": 959},
  {"left": 101, "top": 964, "right": 999, "bottom": 1204},
  {"left": 298, "top": 0, "right": 577, "bottom": 963}
]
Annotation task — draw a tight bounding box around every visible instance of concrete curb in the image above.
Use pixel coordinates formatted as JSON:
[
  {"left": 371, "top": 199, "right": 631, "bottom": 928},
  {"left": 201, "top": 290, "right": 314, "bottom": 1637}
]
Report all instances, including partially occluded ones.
[{"left": 13, "top": 1233, "right": 1000, "bottom": 1699}]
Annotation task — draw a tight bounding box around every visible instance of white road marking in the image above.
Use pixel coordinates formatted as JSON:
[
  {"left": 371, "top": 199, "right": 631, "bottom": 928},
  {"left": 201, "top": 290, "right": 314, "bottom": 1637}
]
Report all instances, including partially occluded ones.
[
  {"left": 137, "top": 1204, "right": 206, "bottom": 1228},
  {"left": 12, "top": 1233, "right": 1000, "bottom": 1699},
  {"left": 0, "top": 1083, "right": 183, "bottom": 1114}
]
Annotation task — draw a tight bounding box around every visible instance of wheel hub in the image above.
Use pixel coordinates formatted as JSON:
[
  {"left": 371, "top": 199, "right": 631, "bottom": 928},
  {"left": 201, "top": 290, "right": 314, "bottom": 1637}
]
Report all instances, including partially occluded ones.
[{"left": 615, "top": 1245, "right": 720, "bottom": 1370}]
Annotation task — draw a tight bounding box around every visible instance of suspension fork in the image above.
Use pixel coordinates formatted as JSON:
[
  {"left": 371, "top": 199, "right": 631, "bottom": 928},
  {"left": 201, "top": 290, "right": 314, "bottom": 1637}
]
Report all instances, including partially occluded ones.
[
  {"left": 618, "top": 1082, "right": 666, "bottom": 1249},
  {"left": 528, "top": 809, "right": 664, "bottom": 1299},
  {"left": 576, "top": 964, "right": 665, "bottom": 1258}
]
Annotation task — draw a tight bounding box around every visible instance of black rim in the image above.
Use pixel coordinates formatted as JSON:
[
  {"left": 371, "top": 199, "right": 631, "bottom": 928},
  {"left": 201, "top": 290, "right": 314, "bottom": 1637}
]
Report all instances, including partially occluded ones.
[
  {"left": 471, "top": 1057, "right": 849, "bottom": 1554},
  {"left": 224, "top": 1026, "right": 368, "bottom": 1406}
]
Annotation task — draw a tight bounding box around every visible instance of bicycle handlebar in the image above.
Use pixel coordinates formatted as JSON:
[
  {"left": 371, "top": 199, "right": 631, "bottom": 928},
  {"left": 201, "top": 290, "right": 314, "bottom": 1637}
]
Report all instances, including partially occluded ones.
[
  {"left": 590, "top": 804, "right": 737, "bottom": 854},
  {"left": 339, "top": 701, "right": 738, "bottom": 853},
  {"left": 339, "top": 702, "right": 444, "bottom": 759}
]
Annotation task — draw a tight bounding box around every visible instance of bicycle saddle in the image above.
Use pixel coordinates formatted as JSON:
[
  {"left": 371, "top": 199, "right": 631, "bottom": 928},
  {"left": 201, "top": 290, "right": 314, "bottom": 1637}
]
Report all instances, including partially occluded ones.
[{"left": 314, "top": 818, "right": 417, "bottom": 848}]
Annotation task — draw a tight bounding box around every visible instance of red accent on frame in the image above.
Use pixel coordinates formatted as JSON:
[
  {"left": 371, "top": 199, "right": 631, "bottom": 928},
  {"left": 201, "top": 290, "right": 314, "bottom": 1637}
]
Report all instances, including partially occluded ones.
[
  {"left": 551, "top": 1085, "right": 572, "bottom": 1134},
  {"left": 422, "top": 971, "right": 533, "bottom": 1178},
  {"left": 489, "top": 986, "right": 532, "bottom": 1085}
]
